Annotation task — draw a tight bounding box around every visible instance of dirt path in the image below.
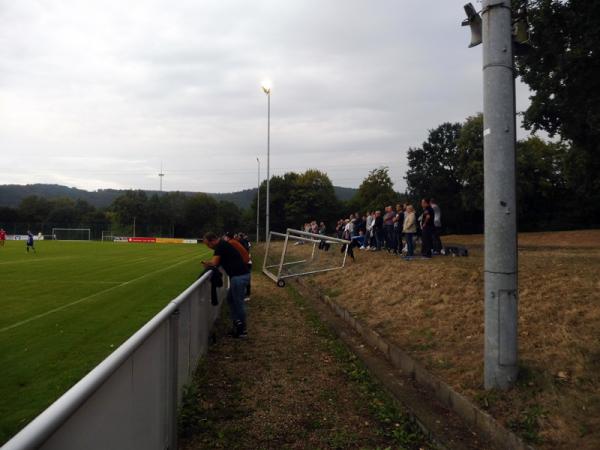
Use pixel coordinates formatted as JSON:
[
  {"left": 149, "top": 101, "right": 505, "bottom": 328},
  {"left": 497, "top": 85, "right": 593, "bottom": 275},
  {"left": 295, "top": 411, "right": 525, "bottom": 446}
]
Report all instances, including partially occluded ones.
[{"left": 178, "top": 271, "right": 431, "bottom": 449}]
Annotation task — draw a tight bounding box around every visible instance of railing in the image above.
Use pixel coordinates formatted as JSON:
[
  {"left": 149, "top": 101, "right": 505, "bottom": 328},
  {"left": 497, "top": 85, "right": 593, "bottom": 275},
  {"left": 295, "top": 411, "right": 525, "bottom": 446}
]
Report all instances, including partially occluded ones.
[{"left": 3, "top": 271, "right": 226, "bottom": 450}]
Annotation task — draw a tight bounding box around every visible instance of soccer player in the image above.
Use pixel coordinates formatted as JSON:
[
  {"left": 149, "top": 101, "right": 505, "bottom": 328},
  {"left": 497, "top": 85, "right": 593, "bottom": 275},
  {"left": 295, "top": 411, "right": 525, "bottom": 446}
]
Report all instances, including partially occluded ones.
[
  {"left": 0, "top": 228, "right": 6, "bottom": 247},
  {"left": 26, "top": 230, "right": 36, "bottom": 253},
  {"left": 202, "top": 232, "right": 250, "bottom": 338}
]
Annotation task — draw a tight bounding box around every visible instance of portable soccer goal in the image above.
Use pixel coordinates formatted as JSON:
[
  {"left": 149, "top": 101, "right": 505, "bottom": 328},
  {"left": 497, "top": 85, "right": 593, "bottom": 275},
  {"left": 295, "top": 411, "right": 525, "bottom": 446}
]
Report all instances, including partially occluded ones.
[
  {"left": 262, "top": 228, "right": 351, "bottom": 287},
  {"left": 51, "top": 228, "right": 91, "bottom": 241}
]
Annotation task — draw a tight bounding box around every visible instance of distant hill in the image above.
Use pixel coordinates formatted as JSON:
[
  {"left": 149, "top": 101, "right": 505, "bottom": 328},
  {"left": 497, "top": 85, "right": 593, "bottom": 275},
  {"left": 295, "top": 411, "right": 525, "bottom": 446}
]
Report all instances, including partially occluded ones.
[{"left": 0, "top": 184, "right": 357, "bottom": 210}]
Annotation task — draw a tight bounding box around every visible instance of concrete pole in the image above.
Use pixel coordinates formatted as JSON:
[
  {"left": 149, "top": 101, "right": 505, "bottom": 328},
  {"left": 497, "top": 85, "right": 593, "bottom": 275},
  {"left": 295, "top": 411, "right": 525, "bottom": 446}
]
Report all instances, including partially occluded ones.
[
  {"left": 256, "top": 157, "right": 260, "bottom": 243},
  {"left": 482, "top": 0, "right": 519, "bottom": 389},
  {"left": 265, "top": 92, "right": 271, "bottom": 243}
]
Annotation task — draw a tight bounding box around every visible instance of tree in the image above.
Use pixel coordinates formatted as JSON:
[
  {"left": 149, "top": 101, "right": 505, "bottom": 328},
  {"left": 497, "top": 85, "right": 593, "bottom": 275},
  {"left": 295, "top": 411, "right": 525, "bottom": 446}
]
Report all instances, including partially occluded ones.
[
  {"left": 514, "top": 0, "right": 600, "bottom": 222},
  {"left": 111, "top": 190, "right": 149, "bottom": 233},
  {"left": 0, "top": 206, "right": 20, "bottom": 225},
  {"left": 46, "top": 198, "right": 77, "bottom": 225},
  {"left": 516, "top": 136, "right": 569, "bottom": 229},
  {"left": 456, "top": 114, "right": 484, "bottom": 213},
  {"left": 405, "top": 123, "right": 464, "bottom": 232},
  {"left": 18, "top": 196, "right": 53, "bottom": 224},
  {"left": 353, "top": 167, "right": 398, "bottom": 212},
  {"left": 183, "top": 193, "right": 219, "bottom": 236},
  {"left": 74, "top": 199, "right": 95, "bottom": 222},
  {"left": 216, "top": 200, "right": 243, "bottom": 232},
  {"left": 164, "top": 192, "right": 188, "bottom": 237},
  {"left": 251, "top": 172, "right": 299, "bottom": 233},
  {"left": 285, "top": 169, "right": 340, "bottom": 227}
]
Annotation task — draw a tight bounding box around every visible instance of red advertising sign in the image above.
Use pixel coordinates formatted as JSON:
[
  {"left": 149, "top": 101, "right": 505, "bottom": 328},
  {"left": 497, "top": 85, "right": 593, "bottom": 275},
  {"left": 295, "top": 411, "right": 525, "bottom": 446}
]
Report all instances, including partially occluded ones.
[{"left": 127, "top": 237, "right": 157, "bottom": 243}]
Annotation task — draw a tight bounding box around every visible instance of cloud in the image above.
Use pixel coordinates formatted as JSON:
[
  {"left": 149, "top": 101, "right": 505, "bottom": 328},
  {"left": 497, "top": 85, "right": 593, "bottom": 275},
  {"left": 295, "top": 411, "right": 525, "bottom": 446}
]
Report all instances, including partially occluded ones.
[{"left": 0, "top": 0, "right": 532, "bottom": 193}]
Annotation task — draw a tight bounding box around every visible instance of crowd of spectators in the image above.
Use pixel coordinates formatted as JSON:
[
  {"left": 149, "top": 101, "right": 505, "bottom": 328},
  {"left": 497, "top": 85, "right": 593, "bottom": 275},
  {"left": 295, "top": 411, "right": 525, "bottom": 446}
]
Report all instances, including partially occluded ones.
[{"left": 331, "top": 198, "right": 444, "bottom": 259}]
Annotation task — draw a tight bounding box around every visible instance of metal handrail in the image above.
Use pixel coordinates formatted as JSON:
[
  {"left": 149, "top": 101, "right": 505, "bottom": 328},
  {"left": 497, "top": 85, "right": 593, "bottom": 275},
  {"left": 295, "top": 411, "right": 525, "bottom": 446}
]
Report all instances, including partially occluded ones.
[{"left": 3, "top": 271, "right": 214, "bottom": 450}]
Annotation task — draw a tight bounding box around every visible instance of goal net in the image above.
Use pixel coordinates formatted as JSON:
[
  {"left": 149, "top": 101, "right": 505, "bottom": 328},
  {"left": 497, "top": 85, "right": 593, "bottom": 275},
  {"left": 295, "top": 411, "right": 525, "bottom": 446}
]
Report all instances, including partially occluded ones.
[
  {"left": 52, "top": 228, "right": 91, "bottom": 241},
  {"left": 263, "top": 228, "right": 351, "bottom": 287}
]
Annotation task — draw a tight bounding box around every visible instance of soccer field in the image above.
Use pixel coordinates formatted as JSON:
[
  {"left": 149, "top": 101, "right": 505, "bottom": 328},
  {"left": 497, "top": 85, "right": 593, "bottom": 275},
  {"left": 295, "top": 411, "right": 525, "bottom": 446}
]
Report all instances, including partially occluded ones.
[{"left": 0, "top": 240, "right": 212, "bottom": 444}]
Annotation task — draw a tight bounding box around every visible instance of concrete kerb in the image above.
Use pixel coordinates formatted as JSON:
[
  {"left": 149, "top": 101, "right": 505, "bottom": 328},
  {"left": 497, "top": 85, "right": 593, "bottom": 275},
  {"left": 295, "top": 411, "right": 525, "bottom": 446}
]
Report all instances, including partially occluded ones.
[{"left": 307, "top": 281, "right": 533, "bottom": 450}]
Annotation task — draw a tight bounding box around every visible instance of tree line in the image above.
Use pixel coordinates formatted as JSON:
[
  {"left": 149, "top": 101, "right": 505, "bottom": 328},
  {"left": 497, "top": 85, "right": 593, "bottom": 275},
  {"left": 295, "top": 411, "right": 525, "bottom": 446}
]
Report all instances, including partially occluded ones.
[{"left": 0, "top": 191, "right": 247, "bottom": 239}]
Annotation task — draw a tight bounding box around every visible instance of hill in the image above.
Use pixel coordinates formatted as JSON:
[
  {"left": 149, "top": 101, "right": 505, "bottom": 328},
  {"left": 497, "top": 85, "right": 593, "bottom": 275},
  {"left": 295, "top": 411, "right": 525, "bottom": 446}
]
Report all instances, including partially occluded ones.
[{"left": 0, "top": 184, "right": 357, "bottom": 210}]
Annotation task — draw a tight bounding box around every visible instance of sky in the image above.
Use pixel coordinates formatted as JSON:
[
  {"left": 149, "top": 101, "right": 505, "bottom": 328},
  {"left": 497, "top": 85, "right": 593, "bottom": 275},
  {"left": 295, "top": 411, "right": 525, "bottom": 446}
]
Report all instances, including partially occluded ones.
[{"left": 0, "top": 0, "right": 534, "bottom": 194}]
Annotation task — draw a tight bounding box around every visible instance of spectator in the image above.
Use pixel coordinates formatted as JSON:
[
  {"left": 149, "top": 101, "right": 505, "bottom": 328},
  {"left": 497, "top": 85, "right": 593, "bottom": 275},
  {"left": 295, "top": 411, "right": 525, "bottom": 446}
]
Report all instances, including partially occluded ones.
[
  {"left": 430, "top": 198, "right": 444, "bottom": 254},
  {"left": 335, "top": 219, "right": 343, "bottom": 239},
  {"left": 311, "top": 220, "right": 319, "bottom": 234},
  {"left": 318, "top": 221, "right": 326, "bottom": 235},
  {"left": 393, "top": 204, "right": 404, "bottom": 255},
  {"left": 202, "top": 232, "right": 250, "bottom": 338},
  {"left": 365, "top": 211, "right": 374, "bottom": 249},
  {"left": 383, "top": 206, "right": 395, "bottom": 252},
  {"left": 225, "top": 232, "right": 252, "bottom": 302},
  {"left": 420, "top": 198, "right": 435, "bottom": 258},
  {"left": 343, "top": 218, "right": 353, "bottom": 240},
  {"left": 353, "top": 214, "right": 364, "bottom": 238},
  {"left": 373, "top": 210, "right": 384, "bottom": 251},
  {"left": 403, "top": 204, "right": 417, "bottom": 258}
]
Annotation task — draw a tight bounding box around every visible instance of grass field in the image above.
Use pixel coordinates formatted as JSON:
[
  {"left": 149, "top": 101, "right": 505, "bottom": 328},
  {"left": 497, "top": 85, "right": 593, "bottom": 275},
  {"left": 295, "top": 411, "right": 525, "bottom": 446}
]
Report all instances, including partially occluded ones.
[{"left": 0, "top": 240, "right": 211, "bottom": 444}]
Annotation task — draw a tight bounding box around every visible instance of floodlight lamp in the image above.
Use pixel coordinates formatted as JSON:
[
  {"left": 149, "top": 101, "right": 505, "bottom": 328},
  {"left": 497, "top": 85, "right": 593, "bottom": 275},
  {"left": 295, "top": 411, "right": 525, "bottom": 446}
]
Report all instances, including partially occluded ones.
[
  {"left": 261, "top": 80, "right": 272, "bottom": 94},
  {"left": 461, "top": 3, "right": 482, "bottom": 48}
]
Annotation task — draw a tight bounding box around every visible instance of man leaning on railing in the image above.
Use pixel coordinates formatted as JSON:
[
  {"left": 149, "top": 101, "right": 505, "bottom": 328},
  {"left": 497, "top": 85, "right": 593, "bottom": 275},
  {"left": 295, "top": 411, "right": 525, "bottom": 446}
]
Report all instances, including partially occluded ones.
[{"left": 202, "top": 232, "right": 250, "bottom": 338}]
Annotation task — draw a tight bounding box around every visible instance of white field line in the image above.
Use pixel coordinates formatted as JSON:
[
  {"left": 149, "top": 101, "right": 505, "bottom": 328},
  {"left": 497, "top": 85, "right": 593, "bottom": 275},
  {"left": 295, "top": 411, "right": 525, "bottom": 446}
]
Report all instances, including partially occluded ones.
[
  {"left": 0, "top": 256, "right": 75, "bottom": 266},
  {"left": 0, "top": 250, "right": 212, "bottom": 333}
]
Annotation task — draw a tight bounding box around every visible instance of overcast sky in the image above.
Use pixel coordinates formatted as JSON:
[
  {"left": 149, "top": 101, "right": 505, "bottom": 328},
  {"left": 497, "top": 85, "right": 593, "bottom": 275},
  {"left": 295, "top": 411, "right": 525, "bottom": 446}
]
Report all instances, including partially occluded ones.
[{"left": 0, "top": 0, "right": 533, "bottom": 193}]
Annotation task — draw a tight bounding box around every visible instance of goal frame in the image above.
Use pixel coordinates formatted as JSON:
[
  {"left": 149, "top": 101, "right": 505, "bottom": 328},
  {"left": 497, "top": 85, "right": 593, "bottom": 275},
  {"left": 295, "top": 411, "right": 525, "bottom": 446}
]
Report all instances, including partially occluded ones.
[
  {"left": 262, "top": 228, "right": 350, "bottom": 287},
  {"left": 51, "top": 228, "right": 92, "bottom": 241},
  {"left": 101, "top": 230, "right": 115, "bottom": 242}
]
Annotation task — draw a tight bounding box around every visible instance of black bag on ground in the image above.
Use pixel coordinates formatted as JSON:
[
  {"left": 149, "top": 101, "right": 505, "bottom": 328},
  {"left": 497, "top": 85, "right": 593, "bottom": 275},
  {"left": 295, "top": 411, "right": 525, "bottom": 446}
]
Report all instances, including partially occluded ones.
[{"left": 444, "top": 246, "right": 469, "bottom": 257}]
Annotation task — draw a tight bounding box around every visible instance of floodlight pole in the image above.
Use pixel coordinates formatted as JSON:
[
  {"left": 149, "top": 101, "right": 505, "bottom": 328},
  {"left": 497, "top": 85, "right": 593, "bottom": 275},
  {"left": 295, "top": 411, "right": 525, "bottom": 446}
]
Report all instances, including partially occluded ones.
[
  {"left": 263, "top": 88, "right": 271, "bottom": 243},
  {"left": 482, "top": 0, "right": 519, "bottom": 389},
  {"left": 256, "top": 157, "right": 260, "bottom": 243}
]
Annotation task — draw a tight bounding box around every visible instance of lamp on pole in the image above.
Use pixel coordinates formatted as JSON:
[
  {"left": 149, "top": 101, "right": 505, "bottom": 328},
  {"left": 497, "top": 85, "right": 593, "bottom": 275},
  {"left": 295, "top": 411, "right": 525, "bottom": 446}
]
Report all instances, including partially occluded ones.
[
  {"left": 256, "top": 157, "right": 260, "bottom": 243},
  {"left": 261, "top": 80, "right": 272, "bottom": 243}
]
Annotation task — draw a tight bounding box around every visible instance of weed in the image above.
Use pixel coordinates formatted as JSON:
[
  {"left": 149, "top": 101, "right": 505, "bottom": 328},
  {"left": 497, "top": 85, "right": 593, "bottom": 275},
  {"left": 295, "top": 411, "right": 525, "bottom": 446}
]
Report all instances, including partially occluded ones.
[
  {"left": 178, "top": 361, "right": 208, "bottom": 438},
  {"left": 475, "top": 389, "right": 501, "bottom": 410},
  {"left": 508, "top": 404, "right": 544, "bottom": 444}
]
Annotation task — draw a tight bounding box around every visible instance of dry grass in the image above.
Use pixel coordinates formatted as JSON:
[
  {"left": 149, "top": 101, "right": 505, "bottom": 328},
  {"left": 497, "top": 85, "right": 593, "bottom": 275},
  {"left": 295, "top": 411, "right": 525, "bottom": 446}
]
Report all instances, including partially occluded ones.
[{"left": 309, "top": 230, "right": 600, "bottom": 449}]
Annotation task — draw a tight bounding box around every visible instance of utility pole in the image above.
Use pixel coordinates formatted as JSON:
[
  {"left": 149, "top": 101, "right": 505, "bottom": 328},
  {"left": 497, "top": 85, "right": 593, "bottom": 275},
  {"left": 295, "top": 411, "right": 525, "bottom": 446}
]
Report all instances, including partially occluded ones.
[{"left": 481, "top": 0, "right": 519, "bottom": 389}]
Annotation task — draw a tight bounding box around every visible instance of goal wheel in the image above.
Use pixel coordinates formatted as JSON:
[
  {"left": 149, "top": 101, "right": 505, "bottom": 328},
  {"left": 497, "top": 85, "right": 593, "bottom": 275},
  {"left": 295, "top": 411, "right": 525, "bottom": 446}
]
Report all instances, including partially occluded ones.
[{"left": 276, "top": 279, "right": 286, "bottom": 288}]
